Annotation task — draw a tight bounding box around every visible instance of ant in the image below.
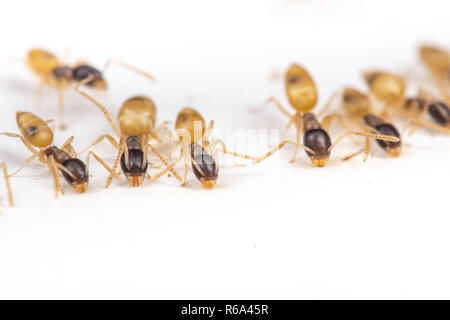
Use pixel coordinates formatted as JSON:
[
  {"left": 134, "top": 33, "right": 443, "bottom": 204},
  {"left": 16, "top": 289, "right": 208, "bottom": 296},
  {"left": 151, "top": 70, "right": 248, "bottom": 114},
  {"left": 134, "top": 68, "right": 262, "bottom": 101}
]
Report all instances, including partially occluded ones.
[
  {"left": 321, "top": 88, "right": 403, "bottom": 159},
  {"left": 0, "top": 111, "right": 106, "bottom": 196},
  {"left": 403, "top": 92, "right": 450, "bottom": 135},
  {"left": 0, "top": 162, "right": 13, "bottom": 210},
  {"left": 363, "top": 70, "right": 449, "bottom": 135},
  {"left": 150, "top": 107, "right": 260, "bottom": 189},
  {"left": 23, "top": 48, "right": 154, "bottom": 129},
  {"left": 75, "top": 77, "right": 182, "bottom": 188},
  {"left": 256, "top": 64, "right": 399, "bottom": 166}
]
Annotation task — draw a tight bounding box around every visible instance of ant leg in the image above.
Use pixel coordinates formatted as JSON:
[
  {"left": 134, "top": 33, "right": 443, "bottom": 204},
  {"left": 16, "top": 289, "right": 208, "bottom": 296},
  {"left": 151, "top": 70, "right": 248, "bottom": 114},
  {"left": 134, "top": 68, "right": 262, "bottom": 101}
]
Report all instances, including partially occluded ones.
[
  {"left": 343, "top": 128, "right": 372, "bottom": 161},
  {"left": 147, "top": 144, "right": 182, "bottom": 182},
  {"left": 86, "top": 151, "right": 121, "bottom": 181},
  {"left": 149, "top": 131, "right": 163, "bottom": 144},
  {"left": 75, "top": 77, "right": 121, "bottom": 135},
  {"left": 61, "top": 136, "right": 79, "bottom": 159},
  {"left": 408, "top": 103, "right": 431, "bottom": 136},
  {"left": 8, "top": 153, "right": 40, "bottom": 177},
  {"left": 328, "top": 131, "right": 399, "bottom": 152},
  {"left": 289, "top": 117, "right": 304, "bottom": 163},
  {"left": 0, "top": 163, "right": 13, "bottom": 207},
  {"left": 103, "top": 59, "right": 156, "bottom": 82},
  {"left": 150, "top": 154, "right": 183, "bottom": 182},
  {"left": 0, "top": 132, "right": 39, "bottom": 155},
  {"left": 317, "top": 91, "right": 339, "bottom": 117},
  {"left": 147, "top": 143, "right": 183, "bottom": 180},
  {"left": 208, "top": 138, "right": 257, "bottom": 164},
  {"left": 321, "top": 113, "right": 349, "bottom": 132},
  {"left": 46, "top": 156, "right": 64, "bottom": 197},
  {"left": 106, "top": 147, "right": 124, "bottom": 188},
  {"left": 252, "top": 140, "right": 314, "bottom": 164},
  {"left": 162, "top": 126, "right": 179, "bottom": 144},
  {"left": 54, "top": 162, "right": 77, "bottom": 181},
  {"left": 61, "top": 136, "right": 75, "bottom": 154},
  {"left": 409, "top": 119, "right": 450, "bottom": 134},
  {"left": 154, "top": 121, "right": 172, "bottom": 136},
  {"left": 105, "top": 135, "right": 126, "bottom": 187},
  {"left": 57, "top": 87, "right": 66, "bottom": 130},
  {"left": 342, "top": 148, "right": 365, "bottom": 161},
  {"left": 362, "top": 128, "right": 371, "bottom": 161},
  {"left": 266, "top": 97, "right": 294, "bottom": 118},
  {"left": 79, "top": 134, "right": 120, "bottom": 154},
  {"left": 283, "top": 115, "right": 295, "bottom": 137}
]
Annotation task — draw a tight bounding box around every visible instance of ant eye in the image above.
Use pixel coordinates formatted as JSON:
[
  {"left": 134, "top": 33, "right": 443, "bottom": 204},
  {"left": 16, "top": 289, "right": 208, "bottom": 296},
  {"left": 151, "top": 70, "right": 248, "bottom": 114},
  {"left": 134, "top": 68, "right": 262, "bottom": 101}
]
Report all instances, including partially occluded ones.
[
  {"left": 288, "top": 76, "right": 301, "bottom": 84},
  {"left": 344, "top": 94, "right": 354, "bottom": 102},
  {"left": 26, "top": 126, "right": 38, "bottom": 136}
]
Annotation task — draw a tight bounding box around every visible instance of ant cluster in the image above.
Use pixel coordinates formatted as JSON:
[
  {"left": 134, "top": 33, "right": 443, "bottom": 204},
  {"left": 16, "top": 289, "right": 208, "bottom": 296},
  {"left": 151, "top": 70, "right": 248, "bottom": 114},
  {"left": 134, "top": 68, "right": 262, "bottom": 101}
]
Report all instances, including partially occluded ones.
[{"left": 1, "top": 45, "right": 449, "bottom": 209}]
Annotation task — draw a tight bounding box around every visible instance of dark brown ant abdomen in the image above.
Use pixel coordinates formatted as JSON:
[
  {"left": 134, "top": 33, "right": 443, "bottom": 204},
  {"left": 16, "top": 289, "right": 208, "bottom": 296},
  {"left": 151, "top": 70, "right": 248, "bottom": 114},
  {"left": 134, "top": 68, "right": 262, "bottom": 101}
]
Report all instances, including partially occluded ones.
[
  {"left": 120, "top": 136, "right": 148, "bottom": 178},
  {"left": 191, "top": 142, "right": 218, "bottom": 187},
  {"left": 405, "top": 98, "right": 450, "bottom": 126},
  {"left": 72, "top": 64, "right": 103, "bottom": 85},
  {"left": 429, "top": 101, "right": 450, "bottom": 126},
  {"left": 364, "top": 114, "right": 401, "bottom": 151},
  {"left": 61, "top": 159, "right": 88, "bottom": 185},
  {"left": 302, "top": 112, "right": 331, "bottom": 161},
  {"left": 44, "top": 146, "right": 88, "bottom": 186},
  {"left": 303, "top": 129, "right": 332, "bottom": 159}
]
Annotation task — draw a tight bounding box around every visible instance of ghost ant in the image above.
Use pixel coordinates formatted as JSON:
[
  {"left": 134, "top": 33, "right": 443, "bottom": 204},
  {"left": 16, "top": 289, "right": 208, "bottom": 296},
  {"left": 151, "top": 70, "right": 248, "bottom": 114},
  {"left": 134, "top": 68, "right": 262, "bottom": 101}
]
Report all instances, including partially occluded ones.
[
  {"left": 148, "top": 107, "right": 262, "bottom": 189},
  {"left": 0, "top": 111, "right": 107, "bottom": 196},
  {"left": 75, "top": 77, "right": 182, "bottom": 188},
  {"left": 0, "top": 162, "right": 13, "bottom": 210},
  {"left": 255, "top": 64, "right": 399, "bottom": 166},
  {"left": 403, "top": 92, "right": 450, "bottom": 135},
  {"left": 362, "top": 69, "right": 450, "bottom": 135},
  {"left": 319, "top": 88, "right": 403, "bottom": 159},
  {"left": 22, "top": 48, "right": 154, "bottom": 129}
]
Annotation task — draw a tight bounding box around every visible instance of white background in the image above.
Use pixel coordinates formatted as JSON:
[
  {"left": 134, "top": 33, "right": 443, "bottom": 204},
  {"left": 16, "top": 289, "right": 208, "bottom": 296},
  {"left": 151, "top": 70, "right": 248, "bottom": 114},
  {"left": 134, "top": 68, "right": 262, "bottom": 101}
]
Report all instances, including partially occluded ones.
[{"left": 0, "top": 0, "right": 449, "bottom": 299}]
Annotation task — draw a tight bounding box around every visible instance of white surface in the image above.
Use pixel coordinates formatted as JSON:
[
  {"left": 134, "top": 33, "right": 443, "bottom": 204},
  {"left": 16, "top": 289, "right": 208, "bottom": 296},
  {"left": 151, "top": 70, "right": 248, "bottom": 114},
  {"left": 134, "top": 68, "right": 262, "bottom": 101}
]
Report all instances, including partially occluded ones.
[{"left": 0, "top": 0, "right": 449, "bottom": 299}]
